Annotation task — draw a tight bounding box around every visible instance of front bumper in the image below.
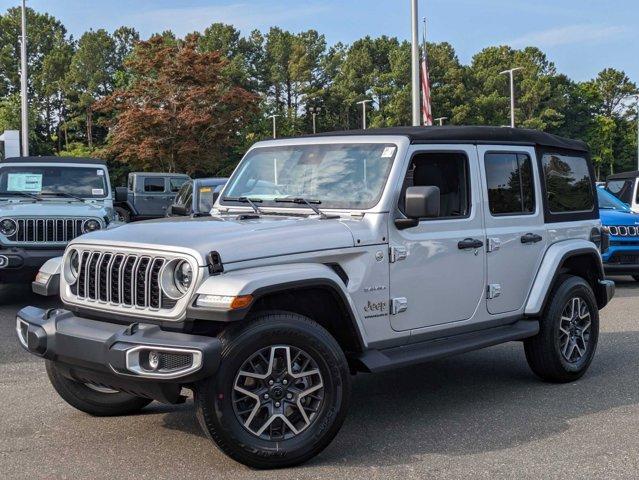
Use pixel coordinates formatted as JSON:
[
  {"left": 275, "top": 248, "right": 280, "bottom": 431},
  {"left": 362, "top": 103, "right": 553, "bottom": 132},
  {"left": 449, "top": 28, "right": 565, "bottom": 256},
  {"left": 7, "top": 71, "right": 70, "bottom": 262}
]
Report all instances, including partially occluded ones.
[
  {"left": 602, "top": 246, "right": 639, "bottom": 275},
  {"left": 16, "top": 306, "right": 222, "bottom": 403},
  {"left": 0, "top": 247, "right": 64, "bottom": 283}
]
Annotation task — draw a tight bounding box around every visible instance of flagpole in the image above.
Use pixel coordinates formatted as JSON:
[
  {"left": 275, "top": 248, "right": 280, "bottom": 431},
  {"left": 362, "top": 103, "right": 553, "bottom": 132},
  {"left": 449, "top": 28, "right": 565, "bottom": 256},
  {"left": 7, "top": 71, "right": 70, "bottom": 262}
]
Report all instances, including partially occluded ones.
[
  {"left": 20, "top": 0, "right": 29, "bottom": 156},
  {"left": 410, "top": 0, "right": 420, "bottom": 126}
]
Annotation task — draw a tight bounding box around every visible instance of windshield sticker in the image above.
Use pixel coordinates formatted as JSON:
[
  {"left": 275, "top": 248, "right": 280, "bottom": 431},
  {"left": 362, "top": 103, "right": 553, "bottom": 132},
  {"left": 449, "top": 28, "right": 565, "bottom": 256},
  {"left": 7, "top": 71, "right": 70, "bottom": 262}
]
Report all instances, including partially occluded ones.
[
  {"left": 91, "top": 188, "right": 104, "bottom": 196},
  {"left": 7, "top": 173, "right": 43, "bottom": 192},
  {"left": 97, "top": 169, "right": 104, "bottom": 176},
  {"left": 381, "top": 146, "right": 396, "bottom": 158},
  {"left": 200, "top": 187, "right": 212, "bottom": 193}
]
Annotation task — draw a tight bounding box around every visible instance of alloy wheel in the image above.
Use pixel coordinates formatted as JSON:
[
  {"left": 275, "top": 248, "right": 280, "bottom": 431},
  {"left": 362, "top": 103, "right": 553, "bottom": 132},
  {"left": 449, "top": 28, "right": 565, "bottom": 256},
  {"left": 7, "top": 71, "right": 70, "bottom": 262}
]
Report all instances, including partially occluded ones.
[
  {"left": 558, "top": 296, "right": 592, "bottom": 363},
  {"left": 232, "top": 345, "right": 325, "bottom": 441}
]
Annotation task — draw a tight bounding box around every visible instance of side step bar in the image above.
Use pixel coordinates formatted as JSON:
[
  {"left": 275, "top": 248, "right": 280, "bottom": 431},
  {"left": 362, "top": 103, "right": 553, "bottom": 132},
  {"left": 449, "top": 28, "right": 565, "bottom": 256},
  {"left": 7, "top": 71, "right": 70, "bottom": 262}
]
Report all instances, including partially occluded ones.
[{"left": 355, "top": 320, "right": 539, "bottom": 373}]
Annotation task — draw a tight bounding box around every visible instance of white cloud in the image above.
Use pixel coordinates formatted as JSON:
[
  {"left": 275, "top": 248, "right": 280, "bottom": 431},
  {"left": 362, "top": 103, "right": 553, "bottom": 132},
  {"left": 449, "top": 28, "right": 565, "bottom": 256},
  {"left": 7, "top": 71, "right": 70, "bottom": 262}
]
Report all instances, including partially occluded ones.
[
  {"left": 127, "top": 2, "right": 331, "bottom": 36},
  {"left": 509, "top": 24, "right": 629, "bottom": 48}
]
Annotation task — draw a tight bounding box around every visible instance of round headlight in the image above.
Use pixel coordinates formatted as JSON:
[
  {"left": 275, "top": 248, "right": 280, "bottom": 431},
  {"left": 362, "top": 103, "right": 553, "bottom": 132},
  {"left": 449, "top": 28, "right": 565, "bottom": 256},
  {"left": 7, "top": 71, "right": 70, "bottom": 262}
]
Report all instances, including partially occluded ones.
[
  {"left": 82, "top": 219, "right": 101, "bottom": 234},
  {"left": 173, "top": 261, "right": 193, "bottom": 294},
  {"left": 0, "top": 218, "right": 17, "bottom": 237},
  {"left": 64, "top": 249, "right": 80, "bottom": 284}
]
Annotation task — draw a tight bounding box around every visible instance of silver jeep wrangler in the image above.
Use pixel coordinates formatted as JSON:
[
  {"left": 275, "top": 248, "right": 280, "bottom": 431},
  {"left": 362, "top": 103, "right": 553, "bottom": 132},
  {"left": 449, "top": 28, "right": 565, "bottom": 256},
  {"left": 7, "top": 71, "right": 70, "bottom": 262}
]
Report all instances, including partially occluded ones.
[
  {"left": 17, "top": 127, "right": 614, "bottom": 469},
  {"left": 0, "top": 156, "right": 121, "bottom": 284}
]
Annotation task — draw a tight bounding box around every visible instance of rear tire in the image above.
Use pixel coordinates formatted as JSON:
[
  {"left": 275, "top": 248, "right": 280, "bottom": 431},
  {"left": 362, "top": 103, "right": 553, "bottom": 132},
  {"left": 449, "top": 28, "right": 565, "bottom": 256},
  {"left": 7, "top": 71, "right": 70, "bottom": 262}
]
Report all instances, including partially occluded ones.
[
  {"left": 195, "top": 312, "right": 351, "bottom": 469},
  {"left": 46, "top": 361, "right": 152, "bottom": 416},
  {"left": 632, "top": 275, "right": 639, "bottom": 282},
  {"left": 524, "top": 275, "right": 599, "bottom": 383},
  {"left": 114, "top": 206, "right": 131, "bottom": 223}
]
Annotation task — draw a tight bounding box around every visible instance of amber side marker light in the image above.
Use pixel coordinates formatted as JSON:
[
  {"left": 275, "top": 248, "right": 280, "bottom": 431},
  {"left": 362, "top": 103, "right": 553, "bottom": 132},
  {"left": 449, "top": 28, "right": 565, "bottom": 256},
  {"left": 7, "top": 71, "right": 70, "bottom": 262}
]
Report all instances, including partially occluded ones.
[{"left": 196, "top": 294, "right": 253, "bottom": 310}]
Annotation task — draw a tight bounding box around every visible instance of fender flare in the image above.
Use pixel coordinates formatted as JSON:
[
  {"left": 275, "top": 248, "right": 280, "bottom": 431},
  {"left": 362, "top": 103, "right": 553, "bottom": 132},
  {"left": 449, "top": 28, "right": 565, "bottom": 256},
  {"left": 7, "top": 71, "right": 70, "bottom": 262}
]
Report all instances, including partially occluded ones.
[
  {"left": 187, "top": 263, "right": 367, "bottom": 348},
  {"left": 32, "top": 256, "right": 62, "bottom": 297},
  {"left": 525, "top": 240, "right": 603, "bottom": 316}
]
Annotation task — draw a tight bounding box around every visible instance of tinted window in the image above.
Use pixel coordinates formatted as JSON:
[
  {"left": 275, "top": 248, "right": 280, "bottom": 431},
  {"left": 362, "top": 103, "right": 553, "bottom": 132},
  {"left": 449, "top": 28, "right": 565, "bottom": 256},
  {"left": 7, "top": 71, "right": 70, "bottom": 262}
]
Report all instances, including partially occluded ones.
[
  {"left": 170, "top": 177, "right": 187, "bottom": 192},
  {"left": 197, "top": 185, "right": 215, "bottom": 213},
  {"left": 606, "top": 179, "right": 634, "bottom": 204},
  {"left": 144, "top": 177, "right": 165, "bottom": 192},
  {"left": 485, "top": 153, "right": 535, "bottom": 215},
  {"left": 402, "top": 152, "right": 470, "bottom": 219},
  {"left": 542, "top": 153, "right": 594, "bottom": 213},
  {"left": 174, "top": 182, "right": 192, "bottom": 206}
]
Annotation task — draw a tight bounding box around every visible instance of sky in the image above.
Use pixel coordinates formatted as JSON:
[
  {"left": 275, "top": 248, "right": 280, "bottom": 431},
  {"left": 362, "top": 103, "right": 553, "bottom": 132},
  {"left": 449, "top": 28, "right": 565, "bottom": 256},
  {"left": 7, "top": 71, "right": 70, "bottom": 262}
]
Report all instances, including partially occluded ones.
[{"left": 1, "top": 0, "right": 637, "bottom": 82}]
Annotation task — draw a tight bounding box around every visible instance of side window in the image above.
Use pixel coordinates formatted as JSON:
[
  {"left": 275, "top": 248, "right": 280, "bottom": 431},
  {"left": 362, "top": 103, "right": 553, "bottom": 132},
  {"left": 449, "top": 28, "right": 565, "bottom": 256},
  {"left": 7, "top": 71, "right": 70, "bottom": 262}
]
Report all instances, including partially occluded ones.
[
  {"left": 542, "top": 153, "right": 594, "bottom": 213},
  {"left": 144, "top": 177, "right": 165, "bottom": 193},
  {"left": 484, "top": 152, "right": 535, "bottom": 215},
  {"left": 606, "top": 180, "right": 633, "bottom": 204},
  {"left": 401, "top": 152, "right": 470, "bottom": 219},
  {"left": 170, "top": 177, "right": 187, "bottom": 192}
]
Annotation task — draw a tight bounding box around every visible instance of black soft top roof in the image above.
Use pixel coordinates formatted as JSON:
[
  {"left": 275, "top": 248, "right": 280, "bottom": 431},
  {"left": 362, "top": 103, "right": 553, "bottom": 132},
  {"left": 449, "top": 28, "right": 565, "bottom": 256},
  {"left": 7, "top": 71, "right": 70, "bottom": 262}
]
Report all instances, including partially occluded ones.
[
  {"left": 607, "top": 171, "right": 639, "bottom": 181},
  {"left": 312, "top": 126, "right": 588, "bottom": 152},
  {"left": 1, "top": 156, "right": 106, "bottom": 165}
]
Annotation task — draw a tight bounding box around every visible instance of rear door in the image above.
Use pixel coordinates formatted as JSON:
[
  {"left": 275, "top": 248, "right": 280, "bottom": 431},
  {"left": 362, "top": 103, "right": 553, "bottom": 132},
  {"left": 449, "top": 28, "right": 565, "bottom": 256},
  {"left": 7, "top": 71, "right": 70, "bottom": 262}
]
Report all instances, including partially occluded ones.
[
  {"left": 137, "top": 176, "right": 167, "bottom": 217},
  {"left": 477, "top": 146, "right": 546, "bottom": 314}
]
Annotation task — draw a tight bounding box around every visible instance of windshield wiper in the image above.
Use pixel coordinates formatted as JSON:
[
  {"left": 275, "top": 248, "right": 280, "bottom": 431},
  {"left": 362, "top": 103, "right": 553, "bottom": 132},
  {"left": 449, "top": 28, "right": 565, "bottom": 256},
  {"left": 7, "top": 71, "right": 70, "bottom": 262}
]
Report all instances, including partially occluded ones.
[
  {"left": 222, "top": 196, "right": 263, "bottom": 214},
  {"left": 0, "top": 191, "right": 42, "bottom": 201},
  {"left": 274, "top": 197, "right": 337, "bottom": 219},
  {"left": 40, "top": 192, "right": 87, "bottom": 203}
]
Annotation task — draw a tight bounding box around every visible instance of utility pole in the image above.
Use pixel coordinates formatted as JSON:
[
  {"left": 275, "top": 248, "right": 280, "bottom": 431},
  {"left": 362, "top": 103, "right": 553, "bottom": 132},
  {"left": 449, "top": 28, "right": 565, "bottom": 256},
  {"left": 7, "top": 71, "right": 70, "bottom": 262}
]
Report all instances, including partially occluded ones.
[
  {"left": 268, "top": 114, "right": 280, "bottom": 139},
  {"left": 20, "top": 0, "right": 29, "bottom": 156},
  {"left": 410, "top": 0, "right": 420, "bottom": 126},
  {"left": 309, "top": 106, "right": 321, "bottom": 134},
  {"left": 500, "top": 67, "right": 523, "bottom": 128},
  {"left": 356, "top": 100, "right": 372, "bottom": 129},
  {"left": 434, "top": 117, "right": 448, "bottom": 126}
]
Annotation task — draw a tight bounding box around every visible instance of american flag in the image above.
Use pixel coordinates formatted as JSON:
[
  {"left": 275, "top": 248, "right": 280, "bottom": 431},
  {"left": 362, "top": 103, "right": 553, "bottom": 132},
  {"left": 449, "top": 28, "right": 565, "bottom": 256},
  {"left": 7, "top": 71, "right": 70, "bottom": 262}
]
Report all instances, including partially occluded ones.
[{"left": 420, "top": 24, "right": 433, "bottom": 126}]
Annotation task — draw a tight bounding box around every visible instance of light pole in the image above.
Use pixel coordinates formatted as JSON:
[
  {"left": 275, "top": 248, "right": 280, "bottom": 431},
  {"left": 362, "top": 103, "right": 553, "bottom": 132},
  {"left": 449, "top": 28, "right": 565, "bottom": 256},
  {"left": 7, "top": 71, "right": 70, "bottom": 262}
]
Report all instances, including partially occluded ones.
[
  {"left": 500, "top": 67, "right": 523, "bottom": 128},
  {"left": 308, "top": 106, "right": 321, "bottom": 134},
  {"left": 356, "top": 100, "right": 372, "bottom": 130},
  {"left": 268, "top": 114, "right": 280, "bottom": 139},
  {"left": 20, "top": 0, "right": 29, "bottom": 156},
  {"left": 434, "top": 117, "right": 448, "bottom": 126},
  {"left": 410, "top": 0, "right": 420, "bottom": 126}
]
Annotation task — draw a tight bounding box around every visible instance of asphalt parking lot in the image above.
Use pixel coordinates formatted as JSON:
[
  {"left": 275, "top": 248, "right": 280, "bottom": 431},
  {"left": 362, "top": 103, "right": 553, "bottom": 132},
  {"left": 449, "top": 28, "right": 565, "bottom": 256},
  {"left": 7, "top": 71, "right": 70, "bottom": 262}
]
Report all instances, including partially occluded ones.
[{"left": 2, "top": 280, "right": 639, "bottom": 479}]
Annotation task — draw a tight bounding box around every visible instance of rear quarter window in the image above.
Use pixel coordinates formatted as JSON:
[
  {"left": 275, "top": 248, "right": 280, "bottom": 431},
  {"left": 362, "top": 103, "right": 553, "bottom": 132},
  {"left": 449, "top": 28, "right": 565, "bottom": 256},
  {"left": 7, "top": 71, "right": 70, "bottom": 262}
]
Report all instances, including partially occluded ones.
[{"left": 542, "top": 153, "right": 594, "bottom": 213}]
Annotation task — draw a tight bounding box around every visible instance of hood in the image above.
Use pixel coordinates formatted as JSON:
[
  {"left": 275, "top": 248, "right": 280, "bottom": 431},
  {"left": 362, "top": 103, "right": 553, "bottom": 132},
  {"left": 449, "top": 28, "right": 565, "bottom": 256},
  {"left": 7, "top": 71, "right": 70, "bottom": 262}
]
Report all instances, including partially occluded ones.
[
  {"left": 72, "top": 215, "right": 356, "bottom": 265},
  {"left": 0, "top": 200, "right": 108, "bottom": 218},
  {"left": 599, "top": 208, "right": 639, "bottom": 226}
]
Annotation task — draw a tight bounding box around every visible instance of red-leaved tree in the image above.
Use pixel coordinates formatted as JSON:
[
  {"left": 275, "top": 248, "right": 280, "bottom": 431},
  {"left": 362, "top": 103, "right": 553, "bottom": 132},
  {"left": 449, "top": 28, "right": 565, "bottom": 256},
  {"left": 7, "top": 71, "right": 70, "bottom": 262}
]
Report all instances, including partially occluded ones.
[{"left": 97, "top": 34, "right": 258, "bottom": 174}]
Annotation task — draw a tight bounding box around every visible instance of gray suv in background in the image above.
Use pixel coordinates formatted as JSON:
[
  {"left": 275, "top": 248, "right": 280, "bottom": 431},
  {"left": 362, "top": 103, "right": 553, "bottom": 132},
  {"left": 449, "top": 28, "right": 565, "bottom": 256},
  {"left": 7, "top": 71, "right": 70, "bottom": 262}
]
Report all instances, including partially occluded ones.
[
  {"left": 114, "top": 172, "right": 190, "bottom": 222},
  {"left": 0, "top": 156, "right": 120, "bottom": 283}
]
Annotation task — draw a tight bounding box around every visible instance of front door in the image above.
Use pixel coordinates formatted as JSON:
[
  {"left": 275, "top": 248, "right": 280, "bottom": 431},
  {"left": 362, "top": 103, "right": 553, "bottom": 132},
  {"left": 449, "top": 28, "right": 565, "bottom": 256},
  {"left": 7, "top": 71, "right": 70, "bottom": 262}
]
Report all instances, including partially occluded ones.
[
  {"left": 477, "top": 146, "right": 546, "bottom": 314},
  {"left": 138, "top": 176, "right": 167, "bottom": 217},
  {"left": 389, "top": 145, "right": 486, "bottom": 332}
]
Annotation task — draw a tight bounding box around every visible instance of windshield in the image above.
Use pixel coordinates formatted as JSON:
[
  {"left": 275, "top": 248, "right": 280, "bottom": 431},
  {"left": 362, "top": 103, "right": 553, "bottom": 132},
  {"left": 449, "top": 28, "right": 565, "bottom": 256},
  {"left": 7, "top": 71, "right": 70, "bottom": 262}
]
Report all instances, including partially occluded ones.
[
  {"left": 222, "top": 143, "right": 397, "bottom": 210},
  {"left": 0, "top": 165, "right": 108, "bottom": 199},
  {"left": 598, "top": 187, "right": 630, "bottom": 211}
]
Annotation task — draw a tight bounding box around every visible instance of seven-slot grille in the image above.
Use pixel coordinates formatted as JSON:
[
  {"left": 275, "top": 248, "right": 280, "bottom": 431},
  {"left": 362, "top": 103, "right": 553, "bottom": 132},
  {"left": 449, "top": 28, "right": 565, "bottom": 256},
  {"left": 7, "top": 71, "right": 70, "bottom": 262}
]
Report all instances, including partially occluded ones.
[
  {"left": 608, "top": 225, "right": 639, "bottom": 236},
  {"left": 74, "top": 251, "right": 167, "bottom": 309},
  {"left": 5, "top": 217, "right": 95, "bottom": 243}
]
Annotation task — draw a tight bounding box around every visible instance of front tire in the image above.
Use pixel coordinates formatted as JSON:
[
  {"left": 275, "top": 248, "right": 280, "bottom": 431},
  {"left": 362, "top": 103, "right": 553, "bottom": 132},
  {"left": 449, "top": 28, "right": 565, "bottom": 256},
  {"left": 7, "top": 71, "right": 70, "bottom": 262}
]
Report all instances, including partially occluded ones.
[
  {"left": 195, "top": 312, "right": 351, "bottom": 469},
  {"left": 524, "top": 275, "right": 599, "bottom": 383},
  {"left": 46, "top": 361, "right": 152, "bottom": 416}
]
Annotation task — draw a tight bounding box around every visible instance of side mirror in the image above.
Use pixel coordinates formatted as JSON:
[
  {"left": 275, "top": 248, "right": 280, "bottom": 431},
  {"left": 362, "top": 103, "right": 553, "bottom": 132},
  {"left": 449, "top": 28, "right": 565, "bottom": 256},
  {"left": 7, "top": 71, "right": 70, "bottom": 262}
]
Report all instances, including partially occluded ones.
[
  {"left": 395, "top": 186, "right": 440, "bottom": 230},
  {"left": 114, "top": 186, "right": 128, "bottom": 203},
  {"left": 171, "top": 204, "right": 189, "bottom": 216}
]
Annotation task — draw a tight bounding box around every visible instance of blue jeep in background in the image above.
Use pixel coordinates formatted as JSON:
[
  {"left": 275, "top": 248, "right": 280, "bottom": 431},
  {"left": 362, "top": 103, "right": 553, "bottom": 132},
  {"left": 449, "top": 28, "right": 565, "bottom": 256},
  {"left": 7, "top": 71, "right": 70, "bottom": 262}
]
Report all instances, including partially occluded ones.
[{"left": 598, "top": 186, "right": 639, "bottom": 280}]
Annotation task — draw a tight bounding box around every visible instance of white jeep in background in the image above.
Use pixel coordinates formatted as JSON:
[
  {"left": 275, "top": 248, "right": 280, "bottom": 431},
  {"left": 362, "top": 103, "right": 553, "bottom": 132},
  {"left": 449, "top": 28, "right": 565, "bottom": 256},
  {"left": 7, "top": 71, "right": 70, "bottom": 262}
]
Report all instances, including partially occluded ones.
[
  {"left": 0, "top": 156, "right": 122, "bottom": 284},
  {"left": 18, "top": 126, "right": 613, "bottom": 469}
]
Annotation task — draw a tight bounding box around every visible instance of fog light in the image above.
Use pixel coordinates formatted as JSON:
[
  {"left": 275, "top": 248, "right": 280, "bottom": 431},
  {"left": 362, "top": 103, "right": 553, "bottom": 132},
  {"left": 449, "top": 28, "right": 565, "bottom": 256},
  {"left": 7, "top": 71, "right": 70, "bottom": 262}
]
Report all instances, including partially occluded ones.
[{"left": 148, "top": 351, "right": 160, "bottom": 370}]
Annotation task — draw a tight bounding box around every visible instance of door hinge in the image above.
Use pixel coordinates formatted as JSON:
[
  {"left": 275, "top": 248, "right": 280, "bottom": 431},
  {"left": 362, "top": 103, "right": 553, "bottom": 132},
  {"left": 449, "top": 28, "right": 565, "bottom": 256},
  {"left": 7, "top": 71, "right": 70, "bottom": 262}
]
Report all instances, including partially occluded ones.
[
  {"left": 487, "top": 284, "right": 502, "bottom": 299},
  {"left": 487, "top": 237, "right": 501, "bottom": 252},
  {"left": 389, "top": 246, "right": 407, "bottom": 263},
  {"left": 390, "top": 297, "right": 408, "bottom": 315}
]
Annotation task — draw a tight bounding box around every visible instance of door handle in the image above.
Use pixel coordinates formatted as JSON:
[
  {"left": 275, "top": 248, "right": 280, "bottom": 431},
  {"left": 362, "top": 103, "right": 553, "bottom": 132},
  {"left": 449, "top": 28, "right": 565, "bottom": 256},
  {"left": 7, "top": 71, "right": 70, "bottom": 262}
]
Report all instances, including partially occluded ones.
[
  {"left": 458, "top": 238, "right": 484, "bottom": 250},
  {"left": 521, "top": 233, "right": 543, "bottom": 244}
]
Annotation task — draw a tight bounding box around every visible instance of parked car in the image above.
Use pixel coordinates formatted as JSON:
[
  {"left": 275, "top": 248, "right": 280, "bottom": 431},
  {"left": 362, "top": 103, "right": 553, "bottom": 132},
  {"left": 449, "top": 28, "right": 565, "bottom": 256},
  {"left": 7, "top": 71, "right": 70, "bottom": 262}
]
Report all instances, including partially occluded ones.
[
  {"left": 167, "top": 177, "right": 227, "bottom": 217},
  {"left": 605, "top": 170, "right": 639, "bottom": 213},
  {"left": 0, "top": 156, "right": 122, "bottom": 284},
  {"left": 20, "top": 127, "right": 613, "bottom": 469},
  {"left": 598, "top": 186, "right": 639, "bottom": 279},
  {"left": 114, "top": 172, "right": 190, "bottom": 222}
]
